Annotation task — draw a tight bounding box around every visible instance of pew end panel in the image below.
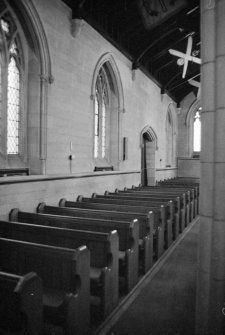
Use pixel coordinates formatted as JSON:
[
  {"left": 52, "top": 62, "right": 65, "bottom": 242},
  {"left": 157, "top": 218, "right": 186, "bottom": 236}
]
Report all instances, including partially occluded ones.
[
  {"left": 91, "top": 230, "right": 119, "bottom": 317},
  {"left": 167, "top": 200, "right": 179, "bottom": 245},
  {"left": 0, "top": 271, "right": 43, "bottom": 335},
  {"left": 9, "top": 207, "right": 19, "bottom": 222},
  {"left": 121, "top": 218, "right": 139, "bottom": 292},
  {"left": 138, "top": 210, "right": 154, "bottom": 273},
  {"left": 161, "top": 204, "right": 172, "bottom": 249},
  {"left": 0, "top": 238, "right": 90, "bottom": 335},
  {"left": 144, "top": 211, "right": 154, "bottom": 271},
  {"left": 153, "top": 210, "right": 164, "bottom": 260},
  {"left": 37, "top": 202, "right": 47, "bottom": 213}
]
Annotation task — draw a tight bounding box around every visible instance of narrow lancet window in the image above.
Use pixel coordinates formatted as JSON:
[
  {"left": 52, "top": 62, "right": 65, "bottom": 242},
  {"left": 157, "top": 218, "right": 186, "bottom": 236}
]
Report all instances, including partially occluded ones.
[
  {"left": 94, "top": 67, "right": 109, "bottom": 160},
  {"left": 94, "top": 95, "right": 99, "bottom": 158},
  {"left": 7, "top": 57, "right": 20, "bottom": 154},
  {"left": 193, "top": 109, "right": 201, "bottom": 152}
]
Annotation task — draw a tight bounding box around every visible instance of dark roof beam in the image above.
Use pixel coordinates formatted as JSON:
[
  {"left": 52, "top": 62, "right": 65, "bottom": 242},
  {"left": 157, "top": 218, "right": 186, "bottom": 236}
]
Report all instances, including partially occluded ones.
[
  {"left": 167, "top": 70, "right": 200, "bottom": 92},
  {"left": 154, "top": 59, "right": 175, "bottom": 77},
  {"left": 132, "top": 26, "right": 178, "bottom": 70}
]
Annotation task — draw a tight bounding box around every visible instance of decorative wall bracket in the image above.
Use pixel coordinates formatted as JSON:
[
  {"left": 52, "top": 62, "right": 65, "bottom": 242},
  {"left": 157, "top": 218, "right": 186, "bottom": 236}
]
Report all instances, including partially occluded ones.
[{"left": 71, "top": 18, "right": 84, "bottom": 38}]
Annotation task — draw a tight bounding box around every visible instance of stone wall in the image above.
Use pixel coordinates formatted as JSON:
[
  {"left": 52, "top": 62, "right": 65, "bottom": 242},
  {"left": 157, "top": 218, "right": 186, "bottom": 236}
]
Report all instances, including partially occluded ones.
[
  {"left": 0, "top": 171, "right": 140, "bottom": 220},
  {"left": 31, "top": 0, "right": 178, "bottom": 176},
  {"left": 177, "top": 158, "right": 200, "bottom": 178},
  {"left": 0, "top": 0, "right": 179, "bottom": 217}
]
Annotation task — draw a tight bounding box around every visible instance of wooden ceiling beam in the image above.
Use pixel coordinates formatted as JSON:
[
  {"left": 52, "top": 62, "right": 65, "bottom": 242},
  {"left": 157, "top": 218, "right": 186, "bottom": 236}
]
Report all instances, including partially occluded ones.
[{"left": 132, "top": 26, "right": 178, "bottom": 70}]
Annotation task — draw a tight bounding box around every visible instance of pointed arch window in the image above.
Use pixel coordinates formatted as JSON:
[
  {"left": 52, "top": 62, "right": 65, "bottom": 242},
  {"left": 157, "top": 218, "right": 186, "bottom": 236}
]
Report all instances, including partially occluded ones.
[
  {"left": 94, "top": 66, "right": 110, "bottom": 160},
  {"left": 193, "top": 108, "right": 201, "bottom": 153},
  {"left": 7, "top": 47, "right": 20, "bottom": 154},
  {"left": 92, "top": 55, "right": 124, "bottom": 171},
  {"left": 0, "top": 9, "right": 25, "bottom": 164}
]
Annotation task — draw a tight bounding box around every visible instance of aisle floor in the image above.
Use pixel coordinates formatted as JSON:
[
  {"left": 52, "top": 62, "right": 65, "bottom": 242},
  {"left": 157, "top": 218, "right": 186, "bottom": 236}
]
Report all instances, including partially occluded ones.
[{"left": 109, "top": 219, "right": 199, "bottom": 335}]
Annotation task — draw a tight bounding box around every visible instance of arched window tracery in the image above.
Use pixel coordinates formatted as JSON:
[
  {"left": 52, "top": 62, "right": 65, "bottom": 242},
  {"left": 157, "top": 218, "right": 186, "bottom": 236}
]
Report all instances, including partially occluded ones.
[
  {"left": 0, "top": 8, "right": 25, "bottom": 161},
  {"left": 185, "top": 100, "right": 201, "bottom": 158},
  {"left": 94, "top": 67, "right": 110, "bottom": 160}
]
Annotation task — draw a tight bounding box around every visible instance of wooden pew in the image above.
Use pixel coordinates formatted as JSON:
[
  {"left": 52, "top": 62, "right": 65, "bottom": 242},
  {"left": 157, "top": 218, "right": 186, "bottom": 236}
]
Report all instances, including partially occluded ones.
[
  {"left": 57, "top": 199, "right": 166, "bottom": 260},
  {"left": 156, "top": 183, "right": 198, "bottom": 217},
  {"left": 122, "top": 187, "right": 191, "bottom": 227},
  {"left": 0, "top": 271, "right": 43, "bottom": 335},
  {"left": 9, "top": 210, "right": 137, "bottom": 296},
  {"left": 0, "top": 237, "right": 90, "bottom": 335},
  {"left": 157, "top": 181, "right": 199, "bottom": 216},
  {"left": 34, "top": 205, "right": 139, "bottom": 291},
  {"left": 4, "top": 216, "right": 118, "bottom": 318},
  {"left": 62, "top": 197, "right": 173, "bottom": 250},
  {"left": 158, "top": 177, "right": 199, "bottom": 188},
  {"left": 10, "top": 209, "right": 139, "bottom": 292},
  {"left": 57, "top": 199, "right": 166, "bottom": 258},
  {"left": 100, "top": 191, "right": 184, "bottom": 234},
  {"left": 86, "top": 194, "right": 179, "bottom": 242},
  {"left": 135, "top": 185, "right": 196, "bottom": 221},
  {"left": 37, "top": 201, "right": 161, "bottom": 273}
]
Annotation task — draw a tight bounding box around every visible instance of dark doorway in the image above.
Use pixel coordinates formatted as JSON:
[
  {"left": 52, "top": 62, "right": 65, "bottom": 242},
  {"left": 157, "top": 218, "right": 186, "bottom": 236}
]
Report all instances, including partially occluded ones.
[{"left": 141, "top": 132, "right": 156, "bottom": 186}]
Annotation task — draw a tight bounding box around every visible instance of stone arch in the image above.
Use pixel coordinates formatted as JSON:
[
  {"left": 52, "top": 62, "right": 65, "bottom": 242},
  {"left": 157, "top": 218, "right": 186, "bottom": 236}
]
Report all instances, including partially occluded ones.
[
  {"left": 185, "top": 98, "right": 201, "bottom": 156},
  {"left": 8, "top": 0, "right": 53, "bottom": 83},
  {"left": 140, "top": 125, "right": 158, "bottom": 186},
  {"left": 6, "top": 0, "right": 54, "bottom": 174},
  {"left": 91, "top": 53, "right": 125, "bottom": 169},
  {"left": 91, "top": 53, "right": 125, "bottom": 113},
  {"left": 140, "top": 125, "right": 158, "bottom": 149}
]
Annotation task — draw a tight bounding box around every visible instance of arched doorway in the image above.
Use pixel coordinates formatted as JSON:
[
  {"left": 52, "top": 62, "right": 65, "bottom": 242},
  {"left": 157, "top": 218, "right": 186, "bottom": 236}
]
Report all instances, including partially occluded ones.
[{"left": 140, "top": 126, "right": 158, "bottom": 186}]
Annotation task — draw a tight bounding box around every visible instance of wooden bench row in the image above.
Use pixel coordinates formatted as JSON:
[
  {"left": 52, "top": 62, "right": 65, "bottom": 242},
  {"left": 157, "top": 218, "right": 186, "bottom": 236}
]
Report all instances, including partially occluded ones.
[{"left": 0, "top": 181, "right": 199, "bottom": 334}]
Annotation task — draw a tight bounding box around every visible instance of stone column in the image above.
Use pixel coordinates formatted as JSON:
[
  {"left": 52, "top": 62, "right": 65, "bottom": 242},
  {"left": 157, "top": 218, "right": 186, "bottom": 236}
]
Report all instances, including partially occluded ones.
[{"left": 196, "top": 1, "right": 225, "bottom": 334}]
